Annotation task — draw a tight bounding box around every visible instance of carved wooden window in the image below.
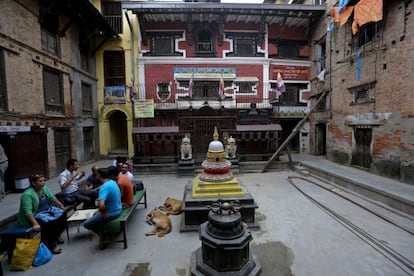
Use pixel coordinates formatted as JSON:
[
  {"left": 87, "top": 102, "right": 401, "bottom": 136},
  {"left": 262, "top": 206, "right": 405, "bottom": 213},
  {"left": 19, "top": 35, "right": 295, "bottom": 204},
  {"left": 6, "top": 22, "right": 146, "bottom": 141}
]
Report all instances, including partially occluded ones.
[
  {"left": 103, "top": 51, "right": 125, "bottom": 86},
  {"left": 43, "top": 67, "right": 64, "bottom": 115},
  {"left": 82, "top": 82, "right": 92, "bottom": 115},
  {"left": 235, "top": 82, "right": 257, "bottom": 94},
  {"left": 194, "top": 29, "right": 215, "bottom": 57},
  {"left": 278, "top": 42, "right": 299, "bottom": 58},
  {"left": 40, "top": 1, "right": 59, "bottom": 56},
  {"left": 226, "top": 33, "right": 262, "bottom": 57},
  {"left": 0, "top": 49, "right": 6, "bottom": 111},
  {"left": 144, "top": 32, "right": 183, "bottom": 56},
  {"left": 102, "top": 1, "right": 123, "bottom": 34}
]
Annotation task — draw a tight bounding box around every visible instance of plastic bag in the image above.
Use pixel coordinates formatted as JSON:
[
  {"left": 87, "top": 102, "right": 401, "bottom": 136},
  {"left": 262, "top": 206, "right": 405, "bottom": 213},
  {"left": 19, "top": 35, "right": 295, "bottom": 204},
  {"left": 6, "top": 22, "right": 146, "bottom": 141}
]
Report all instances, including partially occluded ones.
[
  {"left": 33, "top": 242, "right": 52, "bottom": 266},
  {"left": 10, "top": 238, "right": 40, "bottom": 271}
]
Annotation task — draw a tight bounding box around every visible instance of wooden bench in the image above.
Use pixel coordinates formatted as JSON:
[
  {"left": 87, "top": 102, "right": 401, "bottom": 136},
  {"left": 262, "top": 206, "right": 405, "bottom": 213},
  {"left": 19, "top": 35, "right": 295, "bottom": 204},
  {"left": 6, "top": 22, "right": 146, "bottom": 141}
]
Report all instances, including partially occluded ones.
[
  {"left": 98, "top": 188, "right": 147, "bottom": 249},
  {"left": 0, "top": 199, "right": 79, "bottom": 263}
]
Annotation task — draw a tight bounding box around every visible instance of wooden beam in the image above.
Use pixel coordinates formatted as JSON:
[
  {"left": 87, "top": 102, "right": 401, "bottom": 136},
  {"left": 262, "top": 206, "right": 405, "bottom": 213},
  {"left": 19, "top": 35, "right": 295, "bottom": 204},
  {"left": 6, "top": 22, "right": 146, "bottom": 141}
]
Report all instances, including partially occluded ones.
[{"left": 261, "top": 90, "right": 328, "bottom": 173}]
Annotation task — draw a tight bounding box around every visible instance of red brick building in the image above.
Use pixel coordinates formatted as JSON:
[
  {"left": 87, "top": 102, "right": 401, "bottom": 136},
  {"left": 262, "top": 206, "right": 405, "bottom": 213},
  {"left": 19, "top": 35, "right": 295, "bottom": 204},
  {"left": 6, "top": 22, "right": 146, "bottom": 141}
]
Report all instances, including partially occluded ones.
[{"left": 123, "top": 1, "right": 325, "bottom": 163}]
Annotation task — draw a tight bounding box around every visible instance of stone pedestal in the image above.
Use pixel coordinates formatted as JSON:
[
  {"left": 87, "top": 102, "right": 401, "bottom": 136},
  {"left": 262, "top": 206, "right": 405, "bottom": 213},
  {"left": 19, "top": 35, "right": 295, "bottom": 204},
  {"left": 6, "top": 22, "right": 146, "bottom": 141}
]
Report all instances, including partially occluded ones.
[
  {"left": 229, "top": 158, "right": 239, "bottom": 174},
  {"left": 178, "top": 159, "right": 195, "bottom": 176},
  {"left": 190, "top": 201, "right": 261, "bottom": 276},
  {"left": 180, "top": 180, "right": 259, "bottom": 232}
]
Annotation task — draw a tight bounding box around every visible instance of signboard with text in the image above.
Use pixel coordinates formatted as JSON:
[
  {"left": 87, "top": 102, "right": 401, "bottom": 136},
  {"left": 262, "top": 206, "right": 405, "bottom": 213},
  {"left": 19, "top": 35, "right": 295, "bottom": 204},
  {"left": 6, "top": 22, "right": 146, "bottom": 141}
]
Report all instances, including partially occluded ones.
[
  {"left": 134, "top": 99, "right": 154, "bottom": 118},
  {"left": 273, "top": 66, "right": 309, "bottom": 80}
]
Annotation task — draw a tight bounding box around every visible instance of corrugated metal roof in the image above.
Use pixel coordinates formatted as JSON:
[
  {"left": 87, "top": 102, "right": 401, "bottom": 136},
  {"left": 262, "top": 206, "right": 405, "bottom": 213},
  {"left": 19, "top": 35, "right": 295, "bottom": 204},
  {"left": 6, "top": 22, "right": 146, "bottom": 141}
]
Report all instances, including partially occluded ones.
[{"left": 123, "top": 2, "right": 325, "bottom": 28}]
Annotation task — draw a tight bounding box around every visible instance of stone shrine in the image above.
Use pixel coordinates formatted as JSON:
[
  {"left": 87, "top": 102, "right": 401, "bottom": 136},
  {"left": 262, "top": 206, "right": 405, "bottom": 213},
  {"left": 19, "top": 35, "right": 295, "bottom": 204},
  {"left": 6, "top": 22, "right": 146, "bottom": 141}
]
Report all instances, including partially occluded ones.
[{"left": 180, "top": 127, "right": 259, "bottom": 232}]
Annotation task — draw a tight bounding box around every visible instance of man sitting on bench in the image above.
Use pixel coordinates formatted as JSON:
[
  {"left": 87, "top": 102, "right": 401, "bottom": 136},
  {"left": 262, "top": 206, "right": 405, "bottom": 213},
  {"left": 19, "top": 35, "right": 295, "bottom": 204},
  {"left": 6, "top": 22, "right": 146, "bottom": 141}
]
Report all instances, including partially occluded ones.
[
  {"left": 58, "top": 159, "right": 97, "bottom": 209},
  {"left": 83, "top": 167, "right": 122, "bottom": 234},
  {"left": 108, "top": 166, "right": 134, "bottom": 208}
]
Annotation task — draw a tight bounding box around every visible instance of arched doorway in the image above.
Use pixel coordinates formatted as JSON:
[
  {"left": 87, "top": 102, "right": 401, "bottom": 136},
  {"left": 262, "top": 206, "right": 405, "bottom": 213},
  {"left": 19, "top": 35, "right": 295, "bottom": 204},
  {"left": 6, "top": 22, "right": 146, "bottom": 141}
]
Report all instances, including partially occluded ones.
[{"left": 109, "top": 110, "right": 128, "bottom": 154}]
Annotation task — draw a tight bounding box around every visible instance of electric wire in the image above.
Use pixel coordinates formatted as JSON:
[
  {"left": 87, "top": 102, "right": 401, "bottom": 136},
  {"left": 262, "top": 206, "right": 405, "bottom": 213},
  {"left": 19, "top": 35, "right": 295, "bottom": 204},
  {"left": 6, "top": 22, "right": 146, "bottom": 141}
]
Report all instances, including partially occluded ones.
[{"left": 287, "top": 176, "right": 414, "bottom": 275}]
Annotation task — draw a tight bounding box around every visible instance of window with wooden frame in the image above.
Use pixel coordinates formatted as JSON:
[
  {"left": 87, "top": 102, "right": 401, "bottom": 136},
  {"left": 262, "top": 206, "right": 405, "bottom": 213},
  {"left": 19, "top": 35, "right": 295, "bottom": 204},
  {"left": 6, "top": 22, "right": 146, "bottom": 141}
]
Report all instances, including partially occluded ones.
[
  {"left": 315, "top": 95, "right": 327, "bottom": 112},
  {"left": 43, "top": 67, "right": 64, "bottom": 115},
  {"left": 144, "top": 32, "right": 183, "bottom": 56},
  {"left": 0, "top": 49, "right": 7, "bottom": 111},
  {"left": 235, "top": 82, "right": 257, "bottom": 94},
  {"left": 226, "top": 33, "right": 263, "bottom": 57},
  {"left": 103, "top": 51, "right": 125, "bottom": 86},
  {"left": 349, "top": 81, "right": 376, "bottom": 105},
  {"left": 81, "top": 82, "right": 93, "bottom": 115},
  {"left": 102, "top": 1, "right": 123, "bottom": 34},
  {"left": 315, "top": 40, "right": 326, "bottom": 74},
  {"left": 195, "top": 29, "right": 215, "bottom": 57},
  {"left": 352, "top": 22, "right": 382, "bottom": 50},
  {"left": 39, "top": 1, "right": 59, "bottom": 56}
]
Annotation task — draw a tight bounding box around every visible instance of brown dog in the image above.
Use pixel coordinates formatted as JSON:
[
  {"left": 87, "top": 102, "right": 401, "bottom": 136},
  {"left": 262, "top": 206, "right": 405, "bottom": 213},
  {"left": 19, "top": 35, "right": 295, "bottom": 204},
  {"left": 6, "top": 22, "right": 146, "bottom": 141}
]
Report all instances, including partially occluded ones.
[
  {"left": 158, "top": 197, "right": 182, "bottom": 216},
  {"left": 145, "top": 208, "right": 172, "bottom": 237}
]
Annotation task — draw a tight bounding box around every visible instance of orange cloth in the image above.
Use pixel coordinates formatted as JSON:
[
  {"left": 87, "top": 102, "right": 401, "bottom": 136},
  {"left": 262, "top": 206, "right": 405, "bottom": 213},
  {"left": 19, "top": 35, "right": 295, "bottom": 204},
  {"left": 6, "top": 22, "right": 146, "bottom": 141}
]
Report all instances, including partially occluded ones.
[
  {"left": 117, "top": 174, "right": 134, "bottom": 207},
  {"left": 354, "top": 0, "right": 383, "bottom": 26},
  {"left": 333, "top": 6, "right": 354, "bottom": 27},
  {"left": 332, "top": 0, "right": 383, "bottom": 34},
  {"left": 353, "top": 0, "right": 383, "bottom": 34}
]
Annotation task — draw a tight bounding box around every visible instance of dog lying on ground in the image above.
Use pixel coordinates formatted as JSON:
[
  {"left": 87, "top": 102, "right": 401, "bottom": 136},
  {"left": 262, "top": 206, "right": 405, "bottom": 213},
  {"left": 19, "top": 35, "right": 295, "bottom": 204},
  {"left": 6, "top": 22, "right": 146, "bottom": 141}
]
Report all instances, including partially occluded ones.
[
  {"left": 158, "top": 197, "right": 182, "bottom": 216},
  {"left": 145, "top": 208, "right": 172, "bottom": 238}
]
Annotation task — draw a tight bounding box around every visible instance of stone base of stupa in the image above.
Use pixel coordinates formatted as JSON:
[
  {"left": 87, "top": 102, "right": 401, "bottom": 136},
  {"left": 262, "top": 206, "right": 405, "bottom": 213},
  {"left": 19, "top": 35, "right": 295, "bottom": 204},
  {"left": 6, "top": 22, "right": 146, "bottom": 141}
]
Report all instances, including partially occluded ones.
[
  {"left": 178, "top": 159, "right": 195, "bottom": 176},
  {"left": 180, "top": 180, "right": 259, "bottom": 232}
]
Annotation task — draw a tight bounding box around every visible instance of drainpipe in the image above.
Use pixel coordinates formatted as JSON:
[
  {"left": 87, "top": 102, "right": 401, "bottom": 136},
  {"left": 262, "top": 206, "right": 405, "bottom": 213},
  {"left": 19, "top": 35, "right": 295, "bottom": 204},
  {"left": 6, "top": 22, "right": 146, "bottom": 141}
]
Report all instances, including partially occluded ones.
[
  {"left": 328, "top": 21, "right": 333, "bottom": 120},
  {"left": 124, "top": 9, "right": 136, "bottom": 158}
]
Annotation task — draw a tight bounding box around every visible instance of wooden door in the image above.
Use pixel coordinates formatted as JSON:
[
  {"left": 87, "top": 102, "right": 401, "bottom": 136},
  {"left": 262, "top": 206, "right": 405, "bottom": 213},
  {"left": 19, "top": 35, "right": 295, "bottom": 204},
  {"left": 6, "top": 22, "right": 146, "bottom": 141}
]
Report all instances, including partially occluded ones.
[
  {"left": 54, "top": 129, "right": 71, "bottom": 173},
  {"left": 352, "top": 127, "right": 372, "bottom": 168}
]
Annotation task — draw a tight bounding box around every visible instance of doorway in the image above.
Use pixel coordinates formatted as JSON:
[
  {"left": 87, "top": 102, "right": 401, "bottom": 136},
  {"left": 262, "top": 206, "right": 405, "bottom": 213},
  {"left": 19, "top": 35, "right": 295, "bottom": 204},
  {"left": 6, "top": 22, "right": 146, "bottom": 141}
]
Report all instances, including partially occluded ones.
[
  {"left": 55, "top": 129, "right": 71, "bottom": 173},
  {"left": 109, "top": 110, "right": 128, "bottom": 153},
  {"left": 352, "top": 127, "right": 372, "bottom": 168},
  {"left": 315, "top": 123, "right": 326, "bottom": 155}
]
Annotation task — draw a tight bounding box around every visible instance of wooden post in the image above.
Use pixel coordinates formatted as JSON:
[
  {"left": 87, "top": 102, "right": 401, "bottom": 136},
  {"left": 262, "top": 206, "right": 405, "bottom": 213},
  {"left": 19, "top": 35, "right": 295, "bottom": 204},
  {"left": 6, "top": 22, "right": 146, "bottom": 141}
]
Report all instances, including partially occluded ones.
[{"left": 261, "top": 90, "right": 328, "bottom": 173}]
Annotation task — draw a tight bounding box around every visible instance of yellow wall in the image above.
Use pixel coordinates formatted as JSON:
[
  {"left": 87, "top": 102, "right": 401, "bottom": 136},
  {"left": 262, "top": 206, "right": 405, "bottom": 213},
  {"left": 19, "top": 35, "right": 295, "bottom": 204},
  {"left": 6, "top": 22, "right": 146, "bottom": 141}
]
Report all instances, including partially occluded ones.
[{"left": 94, "top": 1, "right": 139, "bottom": 158}]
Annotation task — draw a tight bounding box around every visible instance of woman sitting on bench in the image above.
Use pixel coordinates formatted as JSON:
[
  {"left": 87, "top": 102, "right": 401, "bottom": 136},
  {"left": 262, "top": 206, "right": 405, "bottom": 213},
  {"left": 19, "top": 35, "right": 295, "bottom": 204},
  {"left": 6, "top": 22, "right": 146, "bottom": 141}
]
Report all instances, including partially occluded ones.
[{"left": 17, "top": 174, "right": 67, "bottom": 254}]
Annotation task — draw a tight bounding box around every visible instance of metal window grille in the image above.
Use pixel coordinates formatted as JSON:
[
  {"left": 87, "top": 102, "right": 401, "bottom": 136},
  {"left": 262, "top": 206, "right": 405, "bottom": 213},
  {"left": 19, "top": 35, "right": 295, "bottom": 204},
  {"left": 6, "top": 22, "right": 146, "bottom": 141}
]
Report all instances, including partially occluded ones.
[{"left": 279, "top": 86, "right": 298, "bottom": 104}]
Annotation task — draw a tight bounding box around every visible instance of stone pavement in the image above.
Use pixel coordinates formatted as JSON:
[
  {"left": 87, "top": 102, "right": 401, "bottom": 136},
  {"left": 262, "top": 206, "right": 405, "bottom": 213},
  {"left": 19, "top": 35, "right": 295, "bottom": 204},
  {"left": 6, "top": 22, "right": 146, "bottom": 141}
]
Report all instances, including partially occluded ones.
[{"left": 0, "top": 155, "right": 413, "bottom": 276}]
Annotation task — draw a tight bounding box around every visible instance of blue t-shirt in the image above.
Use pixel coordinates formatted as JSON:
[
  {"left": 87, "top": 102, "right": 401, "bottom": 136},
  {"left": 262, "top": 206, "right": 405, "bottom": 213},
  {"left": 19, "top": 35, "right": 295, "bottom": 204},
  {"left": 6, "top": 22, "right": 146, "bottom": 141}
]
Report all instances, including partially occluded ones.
[
  {"left": 87, "top": 173, "right": 100, "bottom": 189},
  {"left": 98, "top": 179, "right": 122, "bottom": 217}
]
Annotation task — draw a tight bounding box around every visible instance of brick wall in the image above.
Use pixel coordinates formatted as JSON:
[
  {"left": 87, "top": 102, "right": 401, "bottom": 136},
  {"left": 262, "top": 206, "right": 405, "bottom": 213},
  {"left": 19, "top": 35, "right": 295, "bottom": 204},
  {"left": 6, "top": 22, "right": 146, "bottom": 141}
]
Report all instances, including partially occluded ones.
[{"left": 310, "top": 0, "right": 414, "bottom": 184}]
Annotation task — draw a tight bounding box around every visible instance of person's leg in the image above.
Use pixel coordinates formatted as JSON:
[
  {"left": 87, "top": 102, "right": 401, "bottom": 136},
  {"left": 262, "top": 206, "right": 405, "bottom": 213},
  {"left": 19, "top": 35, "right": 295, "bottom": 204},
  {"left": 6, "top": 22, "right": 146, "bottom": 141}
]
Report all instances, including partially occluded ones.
[
  {"left": 83, "top": 213, "right": 107, "bottom": 234},
  {"left": 0, "top": 161, "right": 8, "bottom": 199},
  {"left": 73, "top": 191, "right": 93, "bottom": 207},
  {"left": 79, "top": 189, "right": 98, "bottom": 207},
  {"left": 37, "top": 219, "right": 58, "bottom": 252}
]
